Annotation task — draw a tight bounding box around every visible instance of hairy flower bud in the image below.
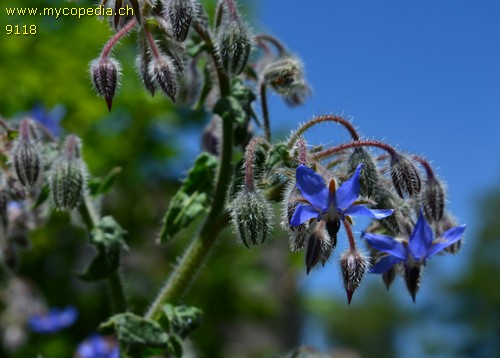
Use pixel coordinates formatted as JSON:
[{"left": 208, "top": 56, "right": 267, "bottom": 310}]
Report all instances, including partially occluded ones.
[
  {"left": 217, "top": 20, "right": 251, "bottom": 76},
  {"left": 281, "top": 182, "right": 309, "bottom": 252},
  {"left": 166, "top": 0, "right": 194, "bottom": 42},
  {"left": 404, "top": 265, "right": 421, "bottom": 302},
  {"left": 305, "top": 222, "right": 331, "bottom": 274},
  {"left": 11, "top": 119, "right": 42, "bottom": 188},
  {"left": 421, "top": 176, "right": 445, "bottom": 222},
  {"left": 390, "top": 154, "right": 422, "bottom": 198},
  {"left": 50, "top": 136, "right": 87, "bottom": 210},
  {"left": 136, "top": 47, "right": 157, "bottom": 96},
  {"left": 348, "top": 148, "right": 380, "bottom": 198},
  {"left": 263, "top": 57, "right": 305, "bottom": 95},
  {"left": 90, "top": 57, "right": 121, "bottom": 111},
  {"left": 230, "top": 190, "right": 273, "bottom": 248},
  {"left": 340, "top": 249, "right": 369, "bottom": 304},
  {"left": 148, "top": 55, "right": 178, "bottom": 101}
]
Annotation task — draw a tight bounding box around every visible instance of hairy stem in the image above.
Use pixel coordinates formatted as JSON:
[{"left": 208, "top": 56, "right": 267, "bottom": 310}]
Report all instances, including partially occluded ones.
[
  {"left": 313, "top": 140, "right": 398, "bottom": 161},
  {"left": 260, "top": 81, "right": 271, "bottom": 142},
  {"left": 101, "top": 18, "right": 137, "bottom": 59}
]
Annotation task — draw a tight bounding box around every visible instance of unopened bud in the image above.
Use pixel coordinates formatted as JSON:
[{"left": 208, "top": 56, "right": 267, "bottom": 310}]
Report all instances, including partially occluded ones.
[
  {"left": 421, "top": 176, "right": 445, "bottom": 222},
  {"left": 90, "top": 57, "right": 121, "bottom": 111},
  {"left": 436, "top": 214, "right": 461, "bottom": 254},
  {"left": 50, "top": 136, "right": 87, "bottom": 210},
  {"left": 284, "top": 84, "right": 311, "bottom": 107},
  {"left": 166, "top": 0, "right": 194, "bottom": 42},
  {"left": 390, "top": 154, "right": 422, "bottom": 198},
  {"left": 11, "top": 119, "right": 42, "bottom": 188},
  {"left": 281, "top": 182, "right": 309, "bottom": 252},
  {"left": 404, "top": 265, "right": 421, "bottom": 302},
  {"left": 263, "top": 57, "right": 304, "bottom": 95},
  {"left": 148, "top": 55, "right": 178, "bottom": 101},
  {"left": 305, "top": 222, "right": 330, "bottom": 274},
  {"left": 340, "top": 249, "right": 368, "bottom": 304},
  {"left": 348, "top": 148, "right": 380, "bottom": 198},
  {"left": 230, "top": 190, "right": 273, "bottom": 248},
  {"left": 217, "top": 20, "right": 251, "bottom": 76},
  {"left": 136, "top": 49, "right": 157, "bottom": 96}
]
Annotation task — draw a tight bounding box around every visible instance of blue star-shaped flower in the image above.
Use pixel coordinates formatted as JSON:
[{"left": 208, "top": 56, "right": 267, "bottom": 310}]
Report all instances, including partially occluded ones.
[
  {"left": 364, "top": 210, "right": 466, "bottom": 274},
  {"left": 28, "top": 305, "right": 78, "bottom": 334},
  {"left": 290, "top": 163, "right": 394, "bottom": 227},
  {"left": 76, "top": 335, "right": 119, "bottom": 358}
]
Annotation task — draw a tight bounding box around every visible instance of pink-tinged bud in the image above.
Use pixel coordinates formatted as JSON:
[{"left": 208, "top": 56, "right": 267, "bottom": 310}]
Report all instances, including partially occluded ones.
[
  {"left": 217, "top": 20, "right": 252, "bottom": 76},
  {"left": 340, "top": 249, "right": 368, "bottom": 304},
  {"left": 50, "top": 136, "right": 87, "bottom": 210},
  {"left": 90, "top": 57, "right": 121, "bottom": 112},
  {"left": 421, "top": 176, "right": 445, "bottom": 222},
  {"left": 148, "top": 55, "right": 178, "bottom": 101},
  {"left": 11, "top": 119, "right": 42, "bottom": 188},
  {"left": 390, "top": 154, "right": 422, "bottom": 198},
  {"left": 166, "top": 0, "right": 194, "bottom": 42},
  {"left": 263, "top": 57, "right": 305, "bottom": 95}
]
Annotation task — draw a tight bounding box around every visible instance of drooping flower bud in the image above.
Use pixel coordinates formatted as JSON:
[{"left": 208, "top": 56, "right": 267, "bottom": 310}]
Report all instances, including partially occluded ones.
[
  {"left": 421, "top": 176, "right": 445, "bottom": 222},
  {"left": 50, "top": 136, "right": 87, "bottom": 210},
  {"left": 404, "top": 265, "right": 421, "bottom": 302},
  {"left": 304, "top": 222, "right": 331, "bottom": 274},
  {"left": 136, "top": 46, "right": 157, "bottom": 96},
  {"left": 263, "top": 57, "right": 305, "bottom": 95},
  {"left": 230, "top": 190, "right": 273, "bottom": 248},
  {"left": 148, "top": 55, "right": 178, "bottom": 101},
  {"left": 281, "top": 181, "right": 309, "bottom": 252},
  {"left": 348, "top": 148, "right": 380, "bottom": 198},
  {"left": 340, "top": 249, "right": 369, "bottom": 304},
  {"left": 11, "top": 119, "right": 42, "bottom": 188},
  {"left": 90, "top": 57, "right": 121, "bottom": 112},
  {"left": 390, "top": 153, "right": 422, "bottom": 198},
  {"left": 166, "top": 0, "right": 194, "bottom": 42},
  {"left": 217, "top": 20, "right": 251, "bottom": 76}
]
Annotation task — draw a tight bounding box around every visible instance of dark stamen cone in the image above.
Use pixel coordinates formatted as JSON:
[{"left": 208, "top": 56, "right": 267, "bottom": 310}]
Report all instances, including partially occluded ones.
[
  {"left": 383, "top": 265, "right": 397, "bottom": 290},
  {"left": 325, "top": 219, "right": 340, "bottom": 249},
  {"left": 404, "top": 265, "right": 421, "bottom": 302}
]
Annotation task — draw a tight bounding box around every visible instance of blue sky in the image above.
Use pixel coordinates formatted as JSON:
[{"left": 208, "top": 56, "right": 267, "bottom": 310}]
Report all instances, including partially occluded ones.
[{"left": 255, "top": 0, "right": 500, "bottom": 353}]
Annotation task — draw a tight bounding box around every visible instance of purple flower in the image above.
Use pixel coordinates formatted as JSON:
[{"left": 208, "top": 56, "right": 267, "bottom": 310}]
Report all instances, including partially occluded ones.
[
  {"left": 364, "top": 210, "right": 466, "bottom": 274},
  {"left": 28, "top": 305, "right": 78, "bottom": 333},
  {"left": 30, "top": 104, "right": 65, "bottom": 137},
  {"left": 290, "top": 163, "right": 394, "bottom": 227},
  {"left": 75, "top": 335, "right": 119, "bottom": 358}
]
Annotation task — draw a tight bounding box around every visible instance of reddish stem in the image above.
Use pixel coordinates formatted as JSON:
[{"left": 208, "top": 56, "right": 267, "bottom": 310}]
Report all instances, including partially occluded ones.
[{"left": 101, "top": 18, "right": 137, "bottom": 59}]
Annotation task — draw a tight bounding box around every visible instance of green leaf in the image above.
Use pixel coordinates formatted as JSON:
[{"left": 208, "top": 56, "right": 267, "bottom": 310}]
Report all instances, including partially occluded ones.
[
  {"left": 77, "top": 216, "right": 127, "bottom": 281},
  {"left": 160, "top": 304, "right": 203, "bottom": 338},
  {"left": 213, "top": 95, "right": 245, "bottom": 125},
  {"left": 100, "top": 312, "right": 169, "bottom": 357},
  {"left": 88, "top": 167, "right": 122, "bottom": 196},
  {"left": 159, "top": 153, "right": 218, "bottom": 243}
]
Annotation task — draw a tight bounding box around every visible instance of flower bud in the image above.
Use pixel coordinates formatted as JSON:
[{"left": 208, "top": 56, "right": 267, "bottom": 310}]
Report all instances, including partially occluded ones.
[
  {"left": 148, "top": 55, "right": 178, "bottom": 101},
  {"left": 281, "top": 182, "right": 310, "bottom": 252},
  {"left": 263, "top": 57, "right": 304, "bottom": 95},
  {"left": 284, "top": 84, "right": 311, "bottom": 107},
  {"left": 435, "top": 214, "right": 461, "bottom": 254},
  {"left": 421, "top": 176, "right": 445, "bottom": 222},
  {"left": 166, "top": 0, "right": 194, "bottom": 42},
  {"left": 11, "top": 119, "right": 42, "bottom": 188},
  {"left": 404, "top": 265, "right": 421, "bottom": 302},
  {"left": 305, "top": 222, "right": 330, "bottom": 274},
  {"left": 50, "top": 136, "right": 87, "bottom": 210},
  {"left": 348, "top": 148, "right": 380, "bottom": 198},
  {"left": 217, "top": 20, "right": 251, "bottom": 76},
  {"left": 136, "top": 47, "right": 157, "bottom": 96},
  {"left": 230, "top": 190, "right": 273, "bottom": 248},
  {"left": 90, "top": 57, "right": 121, "bottom": 112},
  {"left": 340, "top": 249, "right": 369, "bottom": 304},
  {"left": 390, "top": 154, "right": 422, "bottom": 198}
]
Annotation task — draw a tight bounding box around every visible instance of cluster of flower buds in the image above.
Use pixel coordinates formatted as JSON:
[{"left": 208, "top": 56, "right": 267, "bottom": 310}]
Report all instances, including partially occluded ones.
[
  {"left": 0, "top": 115, "right": 90, "bottom": 271},
  {"left": 229, "top": 113, "right": 466, "bottom": 303}
]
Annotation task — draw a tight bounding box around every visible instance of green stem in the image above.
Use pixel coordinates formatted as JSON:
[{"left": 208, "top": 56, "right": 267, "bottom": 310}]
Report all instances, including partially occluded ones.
[
  {"left": 78, "top": 196, "right": 128, "bottom": 313},
  {"left": 146, "top": 26, "right": 233, "bottom": 321},
  {"left": 260, "top": 81, "right": 271, "bottom": 142}
]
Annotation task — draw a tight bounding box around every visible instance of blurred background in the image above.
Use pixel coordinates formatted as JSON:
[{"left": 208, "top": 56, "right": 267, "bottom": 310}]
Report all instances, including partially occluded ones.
[{"left": 1, "top": 0, "right": 499, "bottom": 357}]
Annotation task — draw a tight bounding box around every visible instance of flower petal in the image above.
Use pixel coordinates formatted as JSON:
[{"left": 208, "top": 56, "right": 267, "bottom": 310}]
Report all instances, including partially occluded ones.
[
  {"left": 295, "top": 165, "right": 329, "bottom": 211},
  {"left": 408, "top": 210, "right": 434, "bottom": 260},
  {"left": 370, "top": 255, "right": 404, "bottom": 274},
  {"left": 363, "top": 232, "right": 407, "bottom": 259},
  {"left": 335, "top": 163, "right": 363, "bottom": 210},
  {"left": 29, "top": 306, "right": 78, "bottom": 334},
  {"left": 427, "top": 224, "right": 466, "bottom": 258},
  {"left": 290, "top": 203, "right": 319, "bottom": 226},
  {"left": 344, "top": 205, "right": 394, "bottom": 219}
]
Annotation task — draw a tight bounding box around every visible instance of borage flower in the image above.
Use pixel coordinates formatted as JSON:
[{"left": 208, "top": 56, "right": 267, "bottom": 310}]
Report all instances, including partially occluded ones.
[
  {"left": 290, "top": 163, "right": 394, "bottom": 236},
  {"left": 364, "top": 210, "right": 466, "bottom": 300},
  {"left": 76, "top": 334, "right": 119, "bottom": 358},
  {"left": 28, "top": 305, "right": 78, "bottom": 334}
]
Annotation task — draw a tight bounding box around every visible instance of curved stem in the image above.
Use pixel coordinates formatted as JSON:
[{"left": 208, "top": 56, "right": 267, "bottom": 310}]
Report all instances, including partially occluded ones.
[
  {"left": 254, "top": 34, "right": 288, "bottom": 56},
  {"left": 101, "top": 18, "right": 137, "bottom": 59},
  {"left": 313, "top": 140, "right": 398, "bottom": 161},
  {"left": 413, "top": 155, "right": 435, "bottom": 179},
  {"left": 260, "top": 81, "right": 271, "bottom": 142},
  {"left": 144, "top": 27, "right": 161, "bottom": 59},
  {"left": 288, "top": 115, "right": 360, "bottom": 148},
  {"left": 343, "top": 220, "right": 357, "bottom": 251}
]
